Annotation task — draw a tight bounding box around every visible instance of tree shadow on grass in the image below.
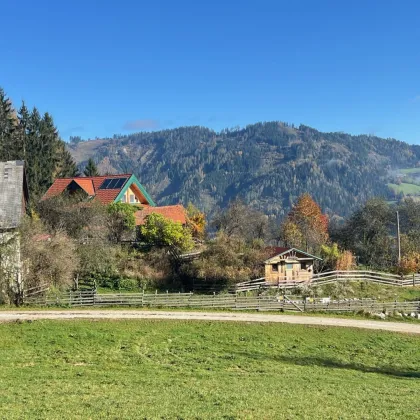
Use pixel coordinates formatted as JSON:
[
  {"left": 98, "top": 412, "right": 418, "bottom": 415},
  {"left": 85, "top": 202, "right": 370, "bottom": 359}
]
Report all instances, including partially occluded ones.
[{"left": 239, "top": 352, "right": 420, "bottom": 379}]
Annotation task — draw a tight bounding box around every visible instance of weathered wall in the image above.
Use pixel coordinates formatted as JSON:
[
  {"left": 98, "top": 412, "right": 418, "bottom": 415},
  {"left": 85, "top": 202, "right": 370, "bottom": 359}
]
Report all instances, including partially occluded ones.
[{"left": 0, "top": 231, "right": 22, "bottom": 304}]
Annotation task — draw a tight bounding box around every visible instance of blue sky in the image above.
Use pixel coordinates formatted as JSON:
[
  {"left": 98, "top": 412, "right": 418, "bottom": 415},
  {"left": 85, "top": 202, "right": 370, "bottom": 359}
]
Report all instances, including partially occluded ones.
[{"left": 2, "top": 0, "right": 420, "bottom": 143}]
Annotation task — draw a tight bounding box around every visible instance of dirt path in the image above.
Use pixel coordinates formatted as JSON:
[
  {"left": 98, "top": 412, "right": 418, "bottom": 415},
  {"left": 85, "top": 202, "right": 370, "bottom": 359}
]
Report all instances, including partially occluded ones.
[{"left": 1, "top": 310, "right": 420, "bottom": 334}]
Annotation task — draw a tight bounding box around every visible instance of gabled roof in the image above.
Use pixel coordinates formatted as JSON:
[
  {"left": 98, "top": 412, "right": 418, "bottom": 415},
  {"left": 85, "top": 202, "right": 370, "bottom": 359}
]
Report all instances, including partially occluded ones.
[
  {"left": 42, "top": 174, "right": 156, "bottom": 206},
  {"left": 135, "top": 205, "right": 187, "bottom": 226},
  {"left": 73, "top": 179, "right": 95, "bottom": 196},
  {"left": 264, "top": 247, "right": 322, "bottom": 262},
  {"left": 0, "top": 160, "right": 28, "bottom": 229}
]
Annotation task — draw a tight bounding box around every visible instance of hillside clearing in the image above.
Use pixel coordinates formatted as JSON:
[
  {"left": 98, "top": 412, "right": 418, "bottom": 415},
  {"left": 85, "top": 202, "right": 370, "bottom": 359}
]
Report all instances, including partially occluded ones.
[
  {"left": 388, "top": 182, "right": 420, "bottom": 195},
  {"left": 399, "top": 167, "right": 420, "bottom": 174},
  {"left": 1, "top": 320, "right": 419, "bottom": 419}
]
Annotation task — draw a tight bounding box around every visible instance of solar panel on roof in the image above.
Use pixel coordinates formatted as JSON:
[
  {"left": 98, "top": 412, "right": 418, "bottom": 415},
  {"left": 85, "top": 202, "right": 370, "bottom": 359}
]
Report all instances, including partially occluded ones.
[
  {"left": 108, "top": 179, "right": 119, "bottom": 189},
  {"left": 100, "top": 179, "right": 113, "bottom": 189},
  {"left": 114, "top": 178, "right": 126, "bottom": 189},
  {"left": 99, "top": 177, "right": 127, "bottom": 190}
]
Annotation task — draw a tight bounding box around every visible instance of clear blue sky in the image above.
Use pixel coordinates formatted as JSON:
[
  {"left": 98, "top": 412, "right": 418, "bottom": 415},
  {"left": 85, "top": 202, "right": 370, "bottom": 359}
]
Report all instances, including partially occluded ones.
[{"left": 2, "top": 0, "right": 420, "bottom": 143}]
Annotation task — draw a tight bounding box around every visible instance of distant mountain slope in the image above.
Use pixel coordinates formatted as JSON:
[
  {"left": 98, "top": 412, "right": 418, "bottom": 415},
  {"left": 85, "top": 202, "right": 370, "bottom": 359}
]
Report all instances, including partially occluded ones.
[{"left": 68, "top": 122, "right": 420, "bottom": 218}]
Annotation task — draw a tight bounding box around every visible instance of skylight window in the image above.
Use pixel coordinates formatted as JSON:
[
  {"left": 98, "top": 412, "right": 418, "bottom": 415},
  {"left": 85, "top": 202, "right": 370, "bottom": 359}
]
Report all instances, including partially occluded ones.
[{"left": 99, "top": 178, "right": 127, "bottom": 189}]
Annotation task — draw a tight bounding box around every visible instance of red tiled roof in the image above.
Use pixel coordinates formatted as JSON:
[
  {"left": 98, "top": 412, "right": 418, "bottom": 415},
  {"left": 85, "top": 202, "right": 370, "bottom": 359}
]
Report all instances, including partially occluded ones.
[
  {"left": 42, "top": 174, "right": 132, "bottom": 204},
  {"left": 135, "top": 205, "right": 187, "bottom": 226},
  {"left": 94, "top": 188, "right": 123, "bottom": 204},
  {"left": 74, "top": 179, "right": 94, "bottom": 196},
  {"left": 43, "top": 178, "right": 72, "bottom": 199}
]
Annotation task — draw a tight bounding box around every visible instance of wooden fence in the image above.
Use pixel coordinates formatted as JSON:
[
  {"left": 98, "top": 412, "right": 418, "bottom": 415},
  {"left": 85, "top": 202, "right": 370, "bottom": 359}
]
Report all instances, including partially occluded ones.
[
  {"left": 24, "top": 290, "right": 420, "bottom": 314},
  {"left": 235, "top": 270, "right": 420, "bottom": 292}
]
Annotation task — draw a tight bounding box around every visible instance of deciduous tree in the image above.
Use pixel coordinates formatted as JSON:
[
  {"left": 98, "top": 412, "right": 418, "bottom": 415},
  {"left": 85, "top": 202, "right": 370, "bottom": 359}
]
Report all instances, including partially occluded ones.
[
  {"left": 140, "top": 213, "right": 193, "bottom": 252},
  {"left": 281, "top": 193, "right": 329, "bottom": 252},
  {"left": 106, "top": 202, "right": 137, "bottom": 243}
]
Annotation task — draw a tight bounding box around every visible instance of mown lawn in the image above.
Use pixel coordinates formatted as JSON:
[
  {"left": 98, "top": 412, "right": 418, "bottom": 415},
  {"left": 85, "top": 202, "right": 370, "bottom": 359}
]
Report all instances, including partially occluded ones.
[{"left": 1, "top": 320, "right": 419, "bottom": 419}]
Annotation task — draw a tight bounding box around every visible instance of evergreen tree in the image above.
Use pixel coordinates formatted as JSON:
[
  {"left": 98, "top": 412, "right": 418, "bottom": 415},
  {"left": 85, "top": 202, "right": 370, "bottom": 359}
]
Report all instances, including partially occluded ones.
[
  {"left": 83, "top": 158, "right": 99, "bottom": 176},
  {"left": 17, "top": 101, "right": 30, "bottom": 159},
  {"left": 0, "top": 87, "right": 78, "bottom": 203},
  {"left": 0, "top": 88, "right": 18, "bottom": 161},
  {"left": 58, "top": 147, "right": 79, "bottom": 177}
]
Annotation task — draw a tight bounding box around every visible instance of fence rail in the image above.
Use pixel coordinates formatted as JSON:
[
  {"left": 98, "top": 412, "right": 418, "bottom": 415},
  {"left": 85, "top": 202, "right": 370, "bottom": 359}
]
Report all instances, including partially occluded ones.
[
  {"left": 23, "top": 290, "right": 420, "bottom": 314},
  {"left": 235, "top": 270, "right": 420, "bottom": 292}
]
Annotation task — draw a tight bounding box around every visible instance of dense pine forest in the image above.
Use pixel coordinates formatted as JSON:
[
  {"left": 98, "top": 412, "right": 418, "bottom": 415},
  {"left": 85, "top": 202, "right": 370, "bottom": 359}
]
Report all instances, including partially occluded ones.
[
  {"left": 70, "top": 123, "right": 420, "bottom": 218},
  {"left": 0, "top": 88, "right": 77, "bottom": 204}
]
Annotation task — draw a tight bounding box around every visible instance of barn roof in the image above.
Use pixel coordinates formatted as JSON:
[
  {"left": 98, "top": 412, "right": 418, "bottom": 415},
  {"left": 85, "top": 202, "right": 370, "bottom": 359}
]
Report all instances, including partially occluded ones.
[
  {"left": 0, "top": 161, "right": 28, "bottom": 229},
  {"left": 264, "top": 247, "right": 322, "bottom": 262}
]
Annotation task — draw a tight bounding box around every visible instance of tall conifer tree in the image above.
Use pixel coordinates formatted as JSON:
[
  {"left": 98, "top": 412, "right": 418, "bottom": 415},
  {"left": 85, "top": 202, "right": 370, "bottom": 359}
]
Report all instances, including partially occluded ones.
[
  {"left": 0, "top": 87, "right": 78, "bottom": 203},
  {"left": 0, "top": 88, "right": 18, "bottom": 161},
  {"left": 83, "top": 158, "right": 99, "bottom": 176}
]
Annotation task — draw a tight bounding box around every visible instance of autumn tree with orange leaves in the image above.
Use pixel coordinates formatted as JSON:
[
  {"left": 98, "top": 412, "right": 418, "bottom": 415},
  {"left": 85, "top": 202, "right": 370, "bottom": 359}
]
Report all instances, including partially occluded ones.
[
  {"left": 186, "top": 203, "right": 206, "bottom": 240},
  {"left": 280, "top": 193, "right": 329, "bottom": 252}
]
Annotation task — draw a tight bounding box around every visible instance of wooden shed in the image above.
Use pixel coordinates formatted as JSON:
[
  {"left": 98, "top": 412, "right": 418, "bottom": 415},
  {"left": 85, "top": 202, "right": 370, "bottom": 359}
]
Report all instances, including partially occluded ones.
[{"left": 264, "top": 247, "right": 322, "bottom": 284}]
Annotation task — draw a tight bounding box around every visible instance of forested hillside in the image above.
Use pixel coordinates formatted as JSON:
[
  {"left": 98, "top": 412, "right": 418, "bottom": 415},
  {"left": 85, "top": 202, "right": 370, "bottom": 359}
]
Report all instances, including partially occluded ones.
[{"left": 70, "top": 123, "right": 420, "bottom": 218}]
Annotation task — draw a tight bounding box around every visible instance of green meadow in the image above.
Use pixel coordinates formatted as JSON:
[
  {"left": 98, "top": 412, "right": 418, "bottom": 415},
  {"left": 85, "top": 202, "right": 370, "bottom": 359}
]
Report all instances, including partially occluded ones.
[
  {"left": 399, "top": 168, "right": 420, "bottom": 175},
  {"left": 388, "top": 182, "right": 420, "bottom": 195},
  {"left": 1, "top": 320, "right": 419, "bottom": 419}
]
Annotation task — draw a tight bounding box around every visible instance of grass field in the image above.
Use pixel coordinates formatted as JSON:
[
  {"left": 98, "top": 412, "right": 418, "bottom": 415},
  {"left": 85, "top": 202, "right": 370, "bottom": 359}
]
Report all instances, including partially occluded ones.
[
  {"left": 314, "top": 280, "right": 420, "bottom": 301},
  {"left": 388, "top": 182, "right": 420, "bottom": 195},
  {"left": 1, "top": 320, "right": 420, "bottom": 419},
  {"left": 399, "top": 168, "right": 420, "bottom": 175}
]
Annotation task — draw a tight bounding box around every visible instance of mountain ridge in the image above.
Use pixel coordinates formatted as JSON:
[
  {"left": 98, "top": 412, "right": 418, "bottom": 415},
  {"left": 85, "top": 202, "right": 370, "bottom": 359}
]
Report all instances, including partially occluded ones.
[{"left": 68, "top": 122, "right": 420, "bottom": 219}]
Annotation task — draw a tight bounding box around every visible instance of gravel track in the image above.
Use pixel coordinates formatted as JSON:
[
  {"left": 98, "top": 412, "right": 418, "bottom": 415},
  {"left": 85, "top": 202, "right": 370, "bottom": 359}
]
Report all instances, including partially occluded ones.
[{"left": 1, "top": 310, "right": 420, "bottom": 334}]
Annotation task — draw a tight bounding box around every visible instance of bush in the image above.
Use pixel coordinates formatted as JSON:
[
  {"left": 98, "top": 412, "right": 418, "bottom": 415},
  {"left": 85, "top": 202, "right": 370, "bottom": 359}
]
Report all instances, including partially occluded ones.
[
  {"left": 20, "top": 219, "right": 79, "bottom": 292},
  {"left": 118, "top": 278, "right": 139, "bottom": 291}
]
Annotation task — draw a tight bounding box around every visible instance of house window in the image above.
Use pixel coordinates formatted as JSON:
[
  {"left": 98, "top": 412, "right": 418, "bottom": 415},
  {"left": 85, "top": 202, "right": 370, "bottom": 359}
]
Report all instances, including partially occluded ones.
[
  {"left": 272, "top": 264, "right": 278, "bottom": 272},
  {"left": 286, "top": 263, "right": 293, "bottom": 270},
  {"left": 301, "top": 262, "right": 307, "bottom": 270},
  {"left": 130, "top": 195, "right": 135, "bottom": 203},
  {"left": 121, "top": 195, "right": 126, "bottom": 203}
]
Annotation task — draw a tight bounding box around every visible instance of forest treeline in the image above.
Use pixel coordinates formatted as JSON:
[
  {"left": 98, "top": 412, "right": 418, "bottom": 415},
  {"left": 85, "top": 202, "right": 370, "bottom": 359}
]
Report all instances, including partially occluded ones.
[
  {"left": 70, "top": 122, "right": 420, "bottom": 218},
  {"left": 0, "top": 88, "right": 77, "bottom": 204}
]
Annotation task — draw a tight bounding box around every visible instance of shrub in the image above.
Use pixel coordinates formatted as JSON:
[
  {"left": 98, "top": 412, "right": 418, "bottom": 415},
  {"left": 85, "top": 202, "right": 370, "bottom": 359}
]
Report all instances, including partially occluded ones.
[{"left": 118, "top": 278, "right": 139, "bottom": 291}]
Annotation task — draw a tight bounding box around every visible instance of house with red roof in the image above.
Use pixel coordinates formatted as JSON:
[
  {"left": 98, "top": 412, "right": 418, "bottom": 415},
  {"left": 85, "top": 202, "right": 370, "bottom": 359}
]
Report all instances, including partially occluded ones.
[
  {"left": 264, "top": 247, "right": 322, "bottom": 284},
  {"left": 42, "top": 174, "right": 187, "bottom": 226}
]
